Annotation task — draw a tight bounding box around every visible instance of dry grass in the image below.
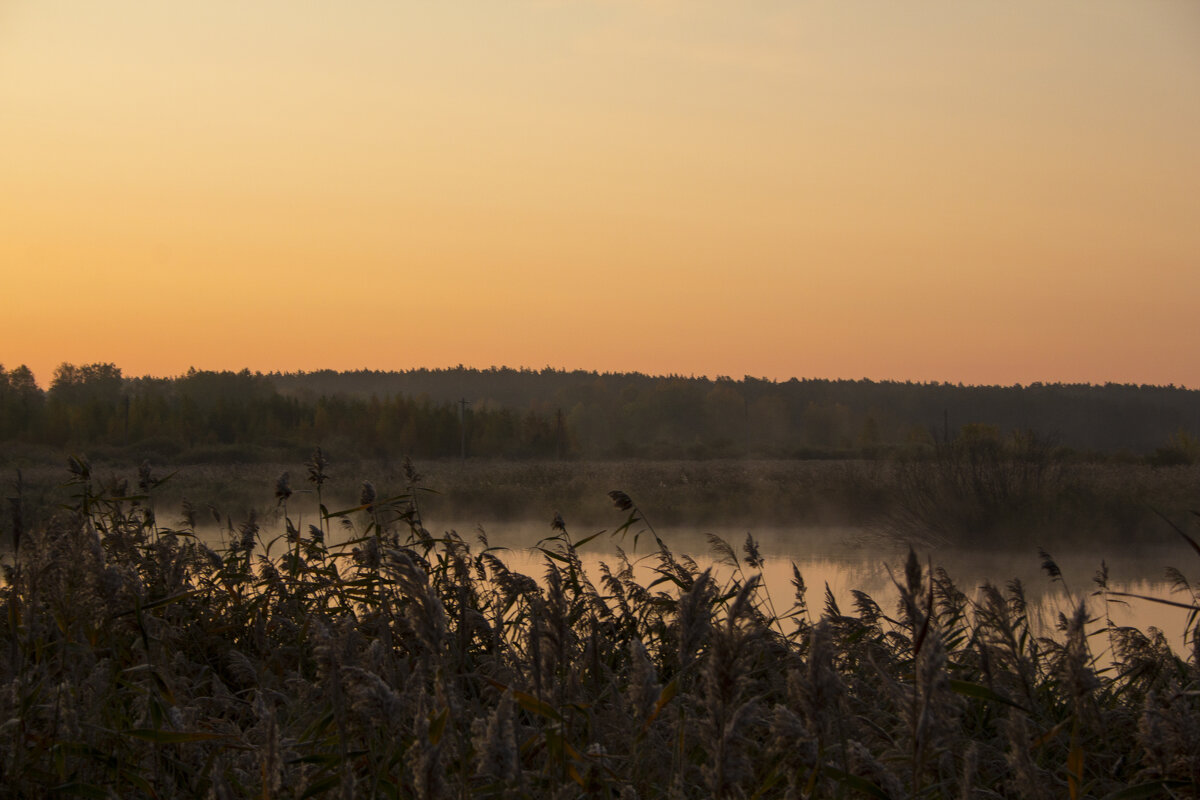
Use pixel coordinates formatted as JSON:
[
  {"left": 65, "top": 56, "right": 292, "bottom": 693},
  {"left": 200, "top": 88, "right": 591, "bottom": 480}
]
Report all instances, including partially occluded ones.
[{"left": 1, "top": 455, "right": 1198, "bottom": 798}]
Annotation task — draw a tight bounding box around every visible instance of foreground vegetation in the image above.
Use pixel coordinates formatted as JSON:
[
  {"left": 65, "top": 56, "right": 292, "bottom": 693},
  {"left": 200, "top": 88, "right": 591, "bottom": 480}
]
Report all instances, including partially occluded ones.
[{"left": 2, "top": 455, "right": 1199, "bottom": 798}]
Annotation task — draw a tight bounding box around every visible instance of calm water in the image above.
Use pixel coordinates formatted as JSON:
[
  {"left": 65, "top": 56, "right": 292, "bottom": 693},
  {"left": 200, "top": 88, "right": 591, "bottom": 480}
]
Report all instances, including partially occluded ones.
[
  {"left": 463, "top": 520, "right": 1195, "bottom": 654},
  {"left": 209, "top": 502, "right": 1197, "bottom": 656}
]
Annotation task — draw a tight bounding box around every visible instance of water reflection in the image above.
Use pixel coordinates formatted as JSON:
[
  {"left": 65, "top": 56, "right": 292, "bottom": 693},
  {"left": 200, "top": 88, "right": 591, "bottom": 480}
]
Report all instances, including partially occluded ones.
[
  {"left": 454, "top": 520, "right": 1196, "bottom": 656},
  {"left": 193, "top": 510, "right": 1197, "bottom": 656}
]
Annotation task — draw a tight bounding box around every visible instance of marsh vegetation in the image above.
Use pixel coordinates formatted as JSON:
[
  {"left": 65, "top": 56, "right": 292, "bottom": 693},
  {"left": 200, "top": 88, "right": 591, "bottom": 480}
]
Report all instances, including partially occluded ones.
[{"left": 2, "top": 454, "right": 1198, "bottom": 798}]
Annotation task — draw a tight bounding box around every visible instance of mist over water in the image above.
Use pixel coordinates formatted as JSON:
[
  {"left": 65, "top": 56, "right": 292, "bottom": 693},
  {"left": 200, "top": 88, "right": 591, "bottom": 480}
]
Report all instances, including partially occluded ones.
[
  {"left": 468, "top": 521, "right": 1193, "bottom": 653},
  {"left": 192, "top": 500, "right": 1194, "bottom": 656},
  {"left": 90, "top": 452, "right": 1188, "bottom": 660}
]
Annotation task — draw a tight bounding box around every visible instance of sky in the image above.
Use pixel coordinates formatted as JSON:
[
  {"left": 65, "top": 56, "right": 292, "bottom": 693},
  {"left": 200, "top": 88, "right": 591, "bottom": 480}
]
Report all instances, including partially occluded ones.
[{"left": 2, "top": 1, "right": 1198, "bottom": 388}]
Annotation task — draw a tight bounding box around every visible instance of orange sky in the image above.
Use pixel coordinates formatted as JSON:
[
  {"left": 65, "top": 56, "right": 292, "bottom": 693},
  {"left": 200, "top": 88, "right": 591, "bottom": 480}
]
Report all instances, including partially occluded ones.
[{"left": 2, "top": 1, "right": 1199, "bottom": 387}]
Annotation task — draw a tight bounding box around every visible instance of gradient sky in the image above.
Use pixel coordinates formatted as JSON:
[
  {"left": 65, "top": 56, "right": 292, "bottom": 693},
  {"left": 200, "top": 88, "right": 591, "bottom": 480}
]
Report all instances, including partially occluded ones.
[{"left": 2, "top": 1, "right": 1198, "bottom": 387}]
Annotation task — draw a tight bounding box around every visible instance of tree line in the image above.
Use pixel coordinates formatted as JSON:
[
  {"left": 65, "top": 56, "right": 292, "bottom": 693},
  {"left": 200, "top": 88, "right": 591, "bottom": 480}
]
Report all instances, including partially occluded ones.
[{"left": 2, "top": 362, "right": 1199, "bottom": 462}]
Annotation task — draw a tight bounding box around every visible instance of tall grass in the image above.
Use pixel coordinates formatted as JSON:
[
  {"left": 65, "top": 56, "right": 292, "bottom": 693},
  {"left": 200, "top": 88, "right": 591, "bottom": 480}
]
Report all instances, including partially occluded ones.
[
  {"left": 889, "top": 428, "right": 1070, "bottom": 545},
  {"left": 1, "top": 454, "right": 1198, "bottom": 798}
]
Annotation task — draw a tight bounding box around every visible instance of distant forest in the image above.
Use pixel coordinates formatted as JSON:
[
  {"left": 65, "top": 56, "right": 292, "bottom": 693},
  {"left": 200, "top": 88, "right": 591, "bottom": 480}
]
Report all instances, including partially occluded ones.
[{"left": 1, "top": 363, "right": 1199, "bottom": 463}]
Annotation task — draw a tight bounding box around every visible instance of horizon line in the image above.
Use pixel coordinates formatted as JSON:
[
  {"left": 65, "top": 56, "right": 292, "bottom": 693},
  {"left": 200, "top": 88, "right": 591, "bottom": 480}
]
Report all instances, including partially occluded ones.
[{"left": 6, "top": 361, "right": 1196, "bottom": 393}]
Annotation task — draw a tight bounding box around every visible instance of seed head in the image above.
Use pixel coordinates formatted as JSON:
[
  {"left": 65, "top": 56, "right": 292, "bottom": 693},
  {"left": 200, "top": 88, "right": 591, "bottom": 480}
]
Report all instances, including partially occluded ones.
[
  {"left": 275, "top": 472, "right": 292, "bottom": 503},
  {"left": 306, "top": 447, "right": 329, "bottom": 488},
  {"left": 238, "top": 511, "right": 259, "bottom": 552},
  {"left": 609, "top": 490, "right": 634, "bottom": 511},
  {"left": 137, "top": 460, "right": 154, "bottom": 493},
  {"left": 403, "top": 456, "right": 423, "bottom": 485},
  {"left": 743, "top": 533, "right": 764, "bottom": 570}
]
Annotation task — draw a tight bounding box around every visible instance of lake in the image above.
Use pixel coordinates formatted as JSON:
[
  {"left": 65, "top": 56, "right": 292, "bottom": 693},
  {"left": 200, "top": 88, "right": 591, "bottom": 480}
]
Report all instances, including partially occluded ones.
[
  {"left": 462, "top": 520, "right": 1195, "bottom": 655},
  {"left": 206, "top": 499, "right": 1197, "bottom": 657}
]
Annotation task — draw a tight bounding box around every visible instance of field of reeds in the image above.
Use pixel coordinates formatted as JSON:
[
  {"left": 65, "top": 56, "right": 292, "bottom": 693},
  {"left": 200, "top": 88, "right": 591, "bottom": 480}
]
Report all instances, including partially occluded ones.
[
  {"left": 2, "top": 452, "right": 1199, "bottom": 798},
  {"left": 8, "top": 452, "right": 1194, "bottom": 548}
]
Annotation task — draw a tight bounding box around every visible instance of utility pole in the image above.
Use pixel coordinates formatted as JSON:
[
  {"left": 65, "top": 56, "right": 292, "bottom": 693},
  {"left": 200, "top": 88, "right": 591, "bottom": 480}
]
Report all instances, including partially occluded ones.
[
  {"left": 555, "top": 408, "right": 565, "bottom": 460},
  {"left": 744, "top": 394, "right": 751, "bottom": 455},
  {"left": 458, "top": 397, "right": 470, "bottom": 460}
]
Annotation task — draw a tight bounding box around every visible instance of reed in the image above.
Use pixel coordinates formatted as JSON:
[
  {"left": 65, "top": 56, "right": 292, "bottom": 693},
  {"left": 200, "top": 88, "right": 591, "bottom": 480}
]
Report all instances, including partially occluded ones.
[{"left": 0, "top": 457, "right": 1197, "bottom": 797}]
